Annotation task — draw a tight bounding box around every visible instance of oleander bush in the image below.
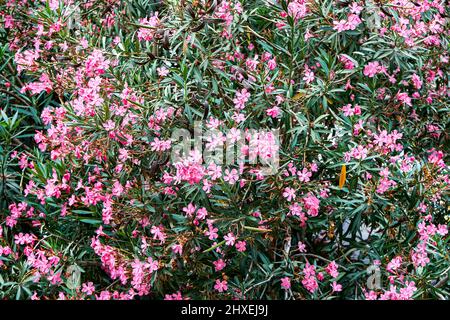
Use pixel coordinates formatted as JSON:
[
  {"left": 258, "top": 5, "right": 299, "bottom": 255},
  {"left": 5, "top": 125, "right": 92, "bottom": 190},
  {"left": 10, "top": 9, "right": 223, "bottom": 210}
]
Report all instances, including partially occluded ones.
[{"left": 0, "top": 0, "right": 449, "bottom": 300}]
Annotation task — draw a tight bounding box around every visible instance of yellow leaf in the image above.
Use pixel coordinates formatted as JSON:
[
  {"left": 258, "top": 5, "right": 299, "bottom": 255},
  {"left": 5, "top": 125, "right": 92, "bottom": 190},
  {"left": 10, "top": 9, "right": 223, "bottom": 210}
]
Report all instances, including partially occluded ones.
[
  {"left": 292, "top": 92, "right": 304, "bottom": 101},
  {"left": 327, "top": 221, "right": 335, "bottom": 239},
  {"left": 339, "top": 164, "right": 346, "bottom": 189},
  {"left": 182, "top": 40, "right": 188, "bottom": 55}
]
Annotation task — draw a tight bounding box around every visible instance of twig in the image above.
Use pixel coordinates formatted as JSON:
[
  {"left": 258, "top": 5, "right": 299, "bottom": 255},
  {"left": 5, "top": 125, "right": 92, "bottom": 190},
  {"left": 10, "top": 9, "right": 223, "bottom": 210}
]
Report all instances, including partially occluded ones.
[{"left": 0, "top": 88, "right": 31, "bottom": 107}]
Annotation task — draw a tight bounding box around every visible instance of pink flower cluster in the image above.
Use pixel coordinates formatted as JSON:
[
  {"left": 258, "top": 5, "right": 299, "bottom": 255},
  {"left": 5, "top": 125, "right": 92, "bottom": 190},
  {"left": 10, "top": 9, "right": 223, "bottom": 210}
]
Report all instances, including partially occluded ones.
[
  {"left": 333, "top": 14, "right": 362, "bottom": 33},
  {"left": 137, "top": 13, "right": 160, "bottom": 42}
]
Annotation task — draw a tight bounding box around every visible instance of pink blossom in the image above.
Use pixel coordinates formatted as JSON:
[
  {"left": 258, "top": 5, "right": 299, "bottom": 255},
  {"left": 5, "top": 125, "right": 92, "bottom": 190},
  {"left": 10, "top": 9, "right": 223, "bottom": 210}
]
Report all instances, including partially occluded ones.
[
  {"left": 164, "top": 291, "right": 185, "bottom": 300},
  {"left": 281, "top": 277, "right": 291, "bottom": 290},
  {"left": 235, "top": 240, "right": 247, "bottom": 252},
  {"left": 172, "top": 244, "right": 183, "bottom": 255},
  {"left": 14, "top": 233, "right": 36, "bottom": 245},
  {"left": 283, "top": 187, "right": 296, "bottom": 202},
  {"left": 386, "top": 256, "right": 402, "bottom": 273},
  {"left": 224, "top": 232, "right": 236, "bottom": 246},
  {"left": 213, "top": 259, "right": 226, "bottom": 272},
  {"left": 325, "top": 261, "right": 339, "bottom": 278},
  {"left": 363, "top": 61, "right": 381, "bottom": 78},
  {"left": 411, "top": 73, "right": 422, "bottom": 89},
  {"left": 151, "top": 137, "right": 172, "bottom": 152},
  {"left": 331, "top": 281, "right": 342, "bottom": 292},
  {"left": 297, "top": 241, "right": 307, "bottom": 253},
  {"left": 396, "top": 92, "right": 412, "bottom": 106},
  {"left": 103, "top": 120, "right": 115, "bottom": 131},
  {"left": 303, "top": 70, "right": 315, "bottom": 84},
  {"left": 196, "top": 207, "right": 208, "bottom": 221},
  {"left": 233, "top": 88, "right": 250, "bottom": 110},
  {"left": 303, "top": 193, "right": 320, "bottom": 217},
  {"left": 302, "top": 264, "right": 318, "bottom": 293},
  {"left": 214, "top": 279, "right": 228, "bottom": 293},
  {"left": 287, "top": 1, "right": 308, "bottom": 21},
  {"left": 267, "top": 58, "right": 277, "bottom": 70},
  {"left": 82, "top": 282, "right": 95, "bottom": 295},
  {"left": 157, "top": 66, "right": 169, "bottom": 77},
  {"left": 223, "top": 168, "right": 239, "bottom": 184},
  {"left": 137, "top": 13, "right": 160, "bottom": 41},
  {"left": 266, "top": 106, "right": 281, "bottom": 118}
]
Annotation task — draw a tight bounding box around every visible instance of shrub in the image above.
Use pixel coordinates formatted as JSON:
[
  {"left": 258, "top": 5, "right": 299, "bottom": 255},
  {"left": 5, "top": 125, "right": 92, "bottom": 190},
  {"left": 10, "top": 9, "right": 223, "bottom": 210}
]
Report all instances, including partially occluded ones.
[{"left": 0, "top": 0, "right": 448, "bottom": 300}]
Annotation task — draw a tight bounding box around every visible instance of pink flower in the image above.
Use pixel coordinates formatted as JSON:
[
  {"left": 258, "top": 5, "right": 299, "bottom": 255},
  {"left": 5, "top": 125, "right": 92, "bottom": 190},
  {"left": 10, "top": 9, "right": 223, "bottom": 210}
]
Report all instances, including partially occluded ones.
[
  {"left": 224, "top": 168, "right": 239, "bottom": 184},
  {"left": 213, "top": 259, "right": 227, "bottom": 271},
  {"left": 281, "top": 277, "right": 291, "bottom": 290},
  {"left": 226, "top": 128, "right": 241, "bottom": 143},
  {"left": 266, "top": 106, "right": 281, "bottom": 118},
  {"left": 164, "top": 291, "right": 185, "bottom": 300},
  {"left": 21, "top": 73, "right": 53, "bottom": 95},
  {"left": 396, "top": 92, "right": 412, "bottom": 106},
  {"left": 146, "top": 257, "right": 159, "bottom": 273},
  {"left": 246, "top": 56, "right": 259, "bottom": 71},
  {"left": 150, "top": 225, "right": 167, "bottom": 244},
  {"left": 341, "top": 104, "right": 353, "bottom": 116},
  {"left": 317, "top": 272, "right": 324, "bottom": 281},
  {"left": 82, "top": 282, "right": 95, "bottom": 295},
  {"left": 333, "top": 20, "right": 347, "bottom": 32},
  {"left": 386, "top": 256, "right": 402, "bottom": 273},
  {"left": 303, "top": 193, "right": 320, "bottom": 217},
  {"left": 111, "top": 181, "right": 124, "bottom": 197},
  {"left": 235, "top": 240, "right": 247, "bottom": 252},
  {"left": 297, "top": 241, "right": 307, "bottom": 253},
  {"left": 333, "top": 14, "right": 361, "bottom": 32},
  {"left": 376, "top": 175, "right": 397, "bottom": 194},
  {"left": 4, "top": 15, "right": 14, "bottom": 29},
  {"left": 331, "top": 281, "right": 342, "bottom": 292},
  {"left": 14, "top": 233, "right": 36, "bottom": 245},
  {"left": 57, "top": 292, "right": 67, "bottom": 300},
  {"left": 182, "top": 203, "right": 197, "bottom": 217},
  {"left": 267, "top": 58, "right": 277, "bottom": 70},
  {"left": 224, "top": 232, "right": 236, "bottom": 246},
  {"left": 348, "top": 145, "right": 368, "bottom": 160},
  {"left": 325, "top": 261, "right": 339, "bottom": 278},
  {"left": 103, "top": 120, "right": 115, "bottom": 131},
  {"left": 137, "top": 13, "right": 160, "bottom": 41},
  {"left": 151, "top": 137, "right": 172, "bottom": 152},
  {"left": 157, "top": 66, "right": 169, "bottom": 77},
  {"left": 175, "top": 154, "right": 206, "bottom": 184},
  {"left": 297, "top": 168, "right": 312, "bottom": 183},
  {"left": 411, "top": 73, "right": 422, "bottom": 89},
  {"left": 365, "top": 290, "right": 378, "bottom": 300},
  {"left": 302, "top": 264, "right": 318, "bottom": 293},
  {"left": 303, "top": 70, "right": 315, "bottom": 84},
  {"left": 350, "top": 3, "right": 363, "bottom": 14},
  {"left": 196, "top": 207, "right": 208, "bottom": 220},
  {"left": 283, "top": 187, "right": 296, "bottom": 202},
  {"left": 363, "top": 61, "right": 381, "bottom": 78},
  {"left": 339, "top": 55, "right": 355, "bottom": 70},
  {"left": 172, "top": 243, "right": 183, "bottom": 255},
  {"left": 346, "top": 14, "right": 361, "bottom": 30},
  {"left": 205, "top": 221, "right": 219, "bottom": 240},
  {"left": 233, "top": 88, "right": 250, "bottom": 110},
  {"left": 206, "top": 134, "right": 226, "bottom": 156},
  {"left": 287, "top": 1, "right": 307, "bottom": 21},
  {"left": 214, "top": 279, "right": 228, "bottom": 293},
  {"left": 437, "top": 225, "right": 448, "bottom": 236}
]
